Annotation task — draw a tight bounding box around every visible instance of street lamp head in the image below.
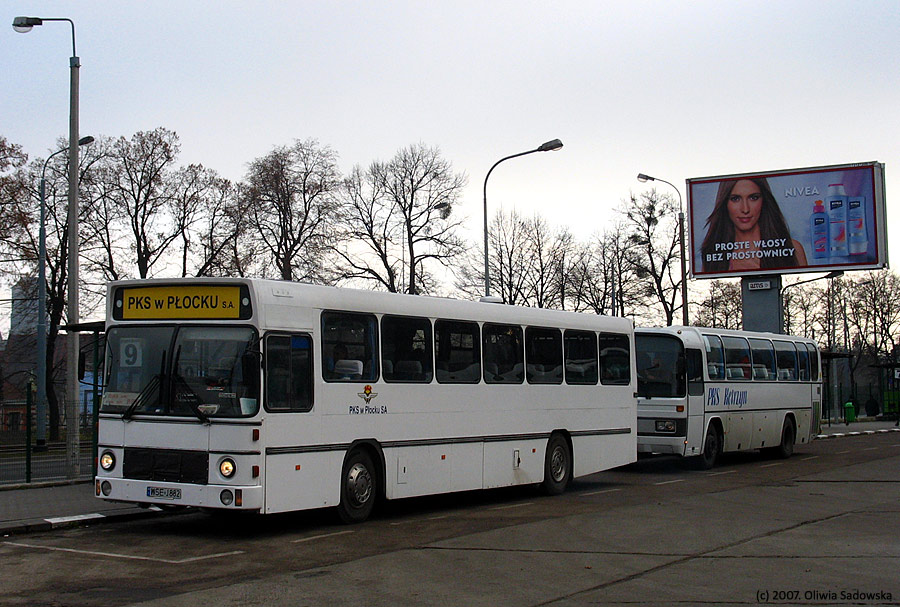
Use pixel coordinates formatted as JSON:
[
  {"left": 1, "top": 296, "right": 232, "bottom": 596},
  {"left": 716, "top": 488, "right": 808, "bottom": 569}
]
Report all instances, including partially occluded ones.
[
  {"left": 12, "top": 16, "right": 42, "bottom": 33},
  {"left": 537, "top": 139, "right": 563, "bottom": 152},
  {"left": 636, "top": 173, "right": 655, "bottom": 183},
  {"left": 78, "top": 136, "right": 94, "bottom": 146}
]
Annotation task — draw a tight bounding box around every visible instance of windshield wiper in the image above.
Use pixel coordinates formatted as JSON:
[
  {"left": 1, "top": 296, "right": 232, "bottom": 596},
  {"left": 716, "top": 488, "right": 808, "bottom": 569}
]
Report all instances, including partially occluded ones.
[
  {"left": 172, "top": 374, "right": 210, "bottom": 424},
  {"left": 123, "top": 350, "right": 166, "bottom": 420},
  {"left": 171, "top": 345, "right": 209, "bottom": 424}
]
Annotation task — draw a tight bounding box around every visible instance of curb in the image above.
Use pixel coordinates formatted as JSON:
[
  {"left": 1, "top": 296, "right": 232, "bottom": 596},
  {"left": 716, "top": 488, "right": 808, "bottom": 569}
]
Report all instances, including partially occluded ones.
[
  {"left": 0, "top": 505, "right": 177, "bottom": 537},
  {"left": 815, "top": 428, "right": 900, "bottom": 440}
]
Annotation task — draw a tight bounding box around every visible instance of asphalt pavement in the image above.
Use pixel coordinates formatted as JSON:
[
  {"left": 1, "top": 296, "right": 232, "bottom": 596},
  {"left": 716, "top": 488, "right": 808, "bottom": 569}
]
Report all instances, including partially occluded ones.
[{"left": 1, "top": 419, "right": 897, "bottom": 537}]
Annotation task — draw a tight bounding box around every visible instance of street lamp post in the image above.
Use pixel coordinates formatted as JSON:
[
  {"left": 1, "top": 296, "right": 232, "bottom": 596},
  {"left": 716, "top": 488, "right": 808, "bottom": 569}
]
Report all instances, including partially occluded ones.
[
  {"left": 36, "top": 137, "right": 94, "bottom": 451},
  {"left": 637, "top": 173, "right": 689, "bottom": 326},
  {"left": 483, "top": 139, "right": 563, "bottom": 298},
  {"left": 14, "top": 15, "right": 84, "bottom": 477}
]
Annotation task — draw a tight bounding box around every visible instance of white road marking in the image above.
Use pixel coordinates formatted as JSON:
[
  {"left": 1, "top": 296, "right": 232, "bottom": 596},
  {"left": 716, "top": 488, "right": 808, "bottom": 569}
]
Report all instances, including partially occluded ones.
[
  {"left": 801, "top": 456, "right": 819, "bottom": 461},
  {"left": 760, "top": 462, "right": 783, "bottom": 468},
  {"left": 707, "top": 469, "right": 738, "bottom": 476},
  {"left": 580, "top": 488, "right": 622, "bottom": 496},
  {"left": 292, "top": 530, "right": 355, "bottom": 543},
  {"left": 654, "top": 479, "right": 685, "bottom": 486},
  {"left": 4, "top": 541, "right": 243, "bottom": 564},
  {"left": 490, "top": 502, "right": 534, "bottom": 511}
]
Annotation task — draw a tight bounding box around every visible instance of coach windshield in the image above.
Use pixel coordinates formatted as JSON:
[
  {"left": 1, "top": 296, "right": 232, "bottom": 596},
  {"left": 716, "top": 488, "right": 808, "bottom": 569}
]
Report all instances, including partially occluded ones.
[{"left": 101, "top": 325, "right": 259, "bottom": 418}]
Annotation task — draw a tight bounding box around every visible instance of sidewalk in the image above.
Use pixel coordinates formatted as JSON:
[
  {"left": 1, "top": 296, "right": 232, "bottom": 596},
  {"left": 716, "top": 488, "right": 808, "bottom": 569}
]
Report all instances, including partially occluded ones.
[
  {"left": 1, "top": 420, "right": 898, "bottom": 537},
  {"left": 0, "top": 480, "right": 167, "bottom": 536},
  {"left": 815, "top": 416, "right": 900, "bottom": 438}
]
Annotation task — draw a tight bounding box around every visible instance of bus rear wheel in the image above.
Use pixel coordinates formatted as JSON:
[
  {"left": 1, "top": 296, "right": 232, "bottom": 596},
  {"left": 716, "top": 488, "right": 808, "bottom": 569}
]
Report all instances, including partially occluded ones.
[
  {"left": 541, "top": 434, "right": 571, "bottom": 495},
  {"left": 695, "top": 424, "right": 721, "bottom": 470},
  {"left": 773, "top": 420, "right": 795, "bottom": 459},
  {"left": 337, "top": 450, "right": 377, "bottom": 524}
]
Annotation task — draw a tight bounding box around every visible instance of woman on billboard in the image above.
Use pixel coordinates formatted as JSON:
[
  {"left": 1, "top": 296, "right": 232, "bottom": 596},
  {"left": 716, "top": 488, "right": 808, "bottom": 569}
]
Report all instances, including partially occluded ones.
[{"left": 700, "top": 178, "right": 807, "bottom": 272}]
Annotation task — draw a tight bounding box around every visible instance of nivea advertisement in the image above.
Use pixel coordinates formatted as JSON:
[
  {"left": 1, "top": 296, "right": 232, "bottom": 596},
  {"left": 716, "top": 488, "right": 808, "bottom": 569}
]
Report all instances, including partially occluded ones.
[{"left": 687, "top": 162, "right": 886, "bottom": 278}]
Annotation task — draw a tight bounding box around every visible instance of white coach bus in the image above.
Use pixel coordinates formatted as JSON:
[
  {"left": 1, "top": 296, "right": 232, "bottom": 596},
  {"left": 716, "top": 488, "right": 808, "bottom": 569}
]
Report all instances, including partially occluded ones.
[
  {"left": 635, "top": 326, "right": 821, "bottom": 469},
  {"left": 95, "top": 278, "right": 636, "bottom": 522}
]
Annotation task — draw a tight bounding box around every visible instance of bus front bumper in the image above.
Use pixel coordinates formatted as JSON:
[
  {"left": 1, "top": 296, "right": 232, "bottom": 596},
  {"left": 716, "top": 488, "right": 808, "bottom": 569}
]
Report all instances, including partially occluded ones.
[{"left": 95, "top": 477, "right": 263, "bottom": 511}]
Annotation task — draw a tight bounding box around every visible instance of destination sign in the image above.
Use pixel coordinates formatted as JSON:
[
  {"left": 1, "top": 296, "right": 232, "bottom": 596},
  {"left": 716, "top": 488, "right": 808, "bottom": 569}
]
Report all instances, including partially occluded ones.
[{"left": 114, "top": 285, "right": 251, "bottom": 320}]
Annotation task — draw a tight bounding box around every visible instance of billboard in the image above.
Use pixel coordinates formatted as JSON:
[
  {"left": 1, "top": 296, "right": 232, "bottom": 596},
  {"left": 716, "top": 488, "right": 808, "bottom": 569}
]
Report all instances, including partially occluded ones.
[{"left": 687, "top": 162, "right": 886, "bottom": 279}]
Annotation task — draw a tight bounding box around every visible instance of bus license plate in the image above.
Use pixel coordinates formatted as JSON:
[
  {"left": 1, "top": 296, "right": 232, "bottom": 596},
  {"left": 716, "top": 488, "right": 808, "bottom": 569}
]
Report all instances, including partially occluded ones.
[{"left": 146, "top": 487, "right": 182, "bottom": 500}]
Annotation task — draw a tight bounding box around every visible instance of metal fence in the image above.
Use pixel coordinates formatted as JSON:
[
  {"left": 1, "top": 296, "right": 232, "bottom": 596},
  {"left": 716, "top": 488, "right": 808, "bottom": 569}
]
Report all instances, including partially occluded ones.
[{"left": 0, "top": 397, "right": 95, "bottom": 485}]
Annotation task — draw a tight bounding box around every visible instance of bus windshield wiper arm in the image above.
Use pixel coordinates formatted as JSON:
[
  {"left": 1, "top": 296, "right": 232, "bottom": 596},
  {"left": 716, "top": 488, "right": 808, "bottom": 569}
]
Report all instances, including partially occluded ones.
[
  {"left": 172, "top": 373, "right": 210, "bottom": 424},
  {"left": 123, "top": 350, "right": 166, "bottom": 420}
]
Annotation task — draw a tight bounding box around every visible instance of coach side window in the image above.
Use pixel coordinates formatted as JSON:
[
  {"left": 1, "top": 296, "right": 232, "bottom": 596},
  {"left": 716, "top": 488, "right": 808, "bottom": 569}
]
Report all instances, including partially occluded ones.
[
  {"left": 774, "top": 340, "right": 798, "bottom": 381},
  {"left": 721, "top": 336, "right": 751, "bottom": 380},
  {"left": 564, "top": 330, "right": 598, "bottom": 385},
  {"left": 322, "top": 311, "right": 378, "bottom": 382},
  {"left": 525, "top": 327, "right": 563, "bottom": 384},
  {"left": 703, "top": 335, "right": 725, "bottom": 380},
  {"left": 748, "top": 338, "right": 776, "bottom": 381},
  {"left": 599, "top": 333, "right": 631, "bottom": 385},
  {"left": 435, "top": 320, "right": 481, "bottom": 384},
  {"left": 806, "top": 343, "right": 820, "bottom": 381},
  {"left": 265, "top": 334, "right": 313, "bottom": 412},
  {"left": 797, "top": 343, "right": 811, "bottom": 381},
  {"left": 382, "top": 315, "right": 433, "bottom": 383},
  {"left": 483, "top": 323, "right": 524, "bottom": 384}
]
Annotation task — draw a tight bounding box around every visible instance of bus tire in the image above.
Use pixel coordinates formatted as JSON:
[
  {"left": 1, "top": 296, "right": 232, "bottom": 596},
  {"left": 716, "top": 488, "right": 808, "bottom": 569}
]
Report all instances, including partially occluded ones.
[
  {"left": 541, "top": 434, "right": 571, "bottom": 495},
  {"left": 694, "top": 423, "right": 721, "bottom": 470},
  {"left": 773, "top": 420, "right": 795, "bottom": 459},
  {"left": 337, "top": 449, "right": 377, "bottom": 524}
]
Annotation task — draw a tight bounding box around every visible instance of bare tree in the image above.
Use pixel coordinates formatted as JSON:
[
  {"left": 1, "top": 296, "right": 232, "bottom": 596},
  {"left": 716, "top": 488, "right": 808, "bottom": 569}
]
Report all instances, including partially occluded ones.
[
  {"left": 694, "top": 280, "right": 742, "bottom": 329},
  {"left": 375, "top": 144, "right": 466, "bottom": 295},
  {"left": 244, "top": 139, "right": 342, "bottom": 282},
  {"left": 621, "top": 189, "right": 682, "bottom": 326}
]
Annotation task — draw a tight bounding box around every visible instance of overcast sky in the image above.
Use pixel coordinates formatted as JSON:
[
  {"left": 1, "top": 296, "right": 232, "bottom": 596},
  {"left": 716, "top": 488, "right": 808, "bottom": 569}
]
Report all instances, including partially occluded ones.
[{"left": 3, "top": 1, "right": 899, "bottom": 330}]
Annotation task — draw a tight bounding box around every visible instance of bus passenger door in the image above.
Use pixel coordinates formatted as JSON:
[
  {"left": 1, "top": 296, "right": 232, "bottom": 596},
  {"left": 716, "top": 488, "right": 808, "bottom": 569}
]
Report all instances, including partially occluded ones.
[{"left": 684, "top": 348, "right": 705, "bottom": 456}]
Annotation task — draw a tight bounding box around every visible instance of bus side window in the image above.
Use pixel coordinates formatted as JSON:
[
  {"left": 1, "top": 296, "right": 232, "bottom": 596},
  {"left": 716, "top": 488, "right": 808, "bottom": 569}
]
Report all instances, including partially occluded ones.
[
  {"left": 686, "top": 348, "right": 704, "bottom": 396},
  {"left": 483, "top": 323, "right": 524, "bottom": 384},
  {"left": 265, "top": 334, "right": 313, "bottom": 412},
  {"left": 435, "top": 320, "right": 481, "bottom": 383},
  {"left": 599, "top": 333, "right": 630, "bottom": 385},
  {"left": 321, "top": 311, "right": 378, "bottom": 382}
]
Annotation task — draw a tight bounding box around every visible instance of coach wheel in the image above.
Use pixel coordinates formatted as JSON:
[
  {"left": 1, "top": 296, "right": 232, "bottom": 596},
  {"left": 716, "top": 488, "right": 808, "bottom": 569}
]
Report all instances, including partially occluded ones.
[
  {"left": 775, "top": 420, "right": 795, "bottom": 459},
  {"left": 541, "top": 434, "right": 571, "bottom": 495},
  {"left": 696, "top": 424, "right": 721, "bottom": 470},
  {"left": 337, "top": 449, "right": 377, "bottom": 524}
]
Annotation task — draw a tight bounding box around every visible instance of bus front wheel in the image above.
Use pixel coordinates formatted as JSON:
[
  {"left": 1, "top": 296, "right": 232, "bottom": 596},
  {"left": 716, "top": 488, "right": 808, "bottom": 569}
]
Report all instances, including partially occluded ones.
[
  {"left": 338, "top": 450, "right": 377, "bottom": 523},
  {"left": 695, "top": 424, "right": 721, "bottom": 470},
  {"left": 541, "top": 434, "right": 571, "bottom": 495}
]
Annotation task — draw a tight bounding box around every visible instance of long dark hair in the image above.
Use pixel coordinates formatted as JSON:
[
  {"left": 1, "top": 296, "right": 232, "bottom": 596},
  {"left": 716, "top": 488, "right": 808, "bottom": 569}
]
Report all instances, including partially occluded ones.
[{"left": 700, "top": 177, "right": 797, "bottom": 272}]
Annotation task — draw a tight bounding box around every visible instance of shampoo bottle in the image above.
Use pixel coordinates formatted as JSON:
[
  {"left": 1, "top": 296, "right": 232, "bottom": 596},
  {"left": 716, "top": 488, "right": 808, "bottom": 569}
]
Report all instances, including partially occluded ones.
[
  {"left": 826, "top": 183, "right": 848, "bottom": 257},
  {"left": 847, "top": 195, "right": 868, "bottom": 256},
  {"left": 810, "top": 199, "right": 828, "bottom": 259}
]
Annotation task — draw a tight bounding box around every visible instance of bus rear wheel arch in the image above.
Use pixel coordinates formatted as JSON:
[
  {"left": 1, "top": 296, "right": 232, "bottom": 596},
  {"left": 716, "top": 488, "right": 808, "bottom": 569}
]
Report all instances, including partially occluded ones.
[
  {"left": 769, "top": 416, "right": 796, "bottom": 459},
  {"left": 541, "top": 432, "right": 572, "bottom": 495}
]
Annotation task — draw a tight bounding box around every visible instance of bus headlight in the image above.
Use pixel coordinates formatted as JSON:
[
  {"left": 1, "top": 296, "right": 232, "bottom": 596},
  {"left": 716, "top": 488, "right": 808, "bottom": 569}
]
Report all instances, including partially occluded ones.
[
  {"left": 99, "top": 451, "right": 116, "bottom": 471},
  {"left": 220, "top": 489, "right": 234, "bottom": 506},
  {"left": 219, "top": 458, "right": 236, "bottom": 478},
  {"left": 656, "top": 420, "right": 676, "bottom": 433}
]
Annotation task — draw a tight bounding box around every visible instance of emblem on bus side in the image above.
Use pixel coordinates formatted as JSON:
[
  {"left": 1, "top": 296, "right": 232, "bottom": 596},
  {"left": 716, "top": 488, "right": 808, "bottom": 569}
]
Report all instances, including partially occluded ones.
[{"left": 357, "top": 385, "right": 378, "bottom": 404}]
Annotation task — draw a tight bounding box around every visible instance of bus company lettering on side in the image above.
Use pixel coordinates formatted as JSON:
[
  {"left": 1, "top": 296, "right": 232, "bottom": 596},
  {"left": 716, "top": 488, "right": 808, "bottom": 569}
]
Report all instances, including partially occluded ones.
[{"left": 707, "top": 387, "right": 748, "bottom": 408}]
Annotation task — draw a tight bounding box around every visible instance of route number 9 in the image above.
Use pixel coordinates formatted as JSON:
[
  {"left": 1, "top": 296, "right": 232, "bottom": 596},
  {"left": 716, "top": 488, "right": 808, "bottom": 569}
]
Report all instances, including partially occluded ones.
[{"left": 120, "top": 339, "right": 143, "bottom": 368}]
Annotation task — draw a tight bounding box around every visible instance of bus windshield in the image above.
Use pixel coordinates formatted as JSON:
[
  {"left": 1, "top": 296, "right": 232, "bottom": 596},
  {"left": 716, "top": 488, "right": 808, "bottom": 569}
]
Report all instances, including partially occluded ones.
[
  {"left": 635, "top": 334, "right": 685, "bottom": 398},
  {"left": 101, "top": 325, "right": 259, "bottom": 418}
]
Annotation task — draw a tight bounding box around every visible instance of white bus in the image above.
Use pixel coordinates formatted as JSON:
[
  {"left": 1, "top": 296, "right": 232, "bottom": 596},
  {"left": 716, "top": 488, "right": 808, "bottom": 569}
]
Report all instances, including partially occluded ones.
[
  {"left": 635, "top": 326, "right": 822, "bottom": 469},
  {"left": 95, "top": 278, "right": 636, "bottom": 522}
]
